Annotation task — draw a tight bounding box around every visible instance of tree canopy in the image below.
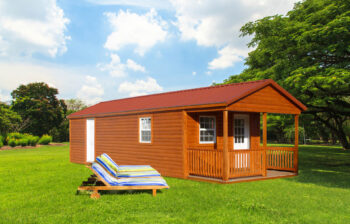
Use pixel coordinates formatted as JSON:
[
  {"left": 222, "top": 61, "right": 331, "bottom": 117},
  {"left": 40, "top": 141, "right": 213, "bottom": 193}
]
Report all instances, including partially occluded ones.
[
  {"left": 223, "top": 0, "right": 350, "bottom": 149},
  {"left": 11, "top": 83, "right": 67, "bottom": 136}
]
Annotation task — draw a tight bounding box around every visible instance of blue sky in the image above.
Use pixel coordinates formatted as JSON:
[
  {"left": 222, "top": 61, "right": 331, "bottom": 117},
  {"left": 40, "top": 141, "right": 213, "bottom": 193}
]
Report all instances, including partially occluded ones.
[{"left": 0, "top": 0, "right": 297, "bottom": 105}]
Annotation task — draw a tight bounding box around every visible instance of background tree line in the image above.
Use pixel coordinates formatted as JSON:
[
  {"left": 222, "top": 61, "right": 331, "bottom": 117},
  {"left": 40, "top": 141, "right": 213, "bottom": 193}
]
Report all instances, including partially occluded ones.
[
  {"left": 0, "top": 82, "right": 87, "bottom": 142},
  {"left": 221, "top": 0, "right": 350, "bottom": 149}
]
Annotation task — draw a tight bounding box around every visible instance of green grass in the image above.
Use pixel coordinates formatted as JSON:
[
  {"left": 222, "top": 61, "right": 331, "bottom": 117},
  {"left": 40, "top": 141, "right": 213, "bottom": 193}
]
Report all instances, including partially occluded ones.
[{"left": 1, "top": 144, "right": 350, "bottom": 223}]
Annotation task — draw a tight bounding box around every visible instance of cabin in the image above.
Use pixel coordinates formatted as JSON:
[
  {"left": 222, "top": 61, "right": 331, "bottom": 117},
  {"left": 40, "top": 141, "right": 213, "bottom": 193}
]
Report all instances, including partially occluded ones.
[{"left": 68, "top": 79, "right": 307, "bottom": 183}]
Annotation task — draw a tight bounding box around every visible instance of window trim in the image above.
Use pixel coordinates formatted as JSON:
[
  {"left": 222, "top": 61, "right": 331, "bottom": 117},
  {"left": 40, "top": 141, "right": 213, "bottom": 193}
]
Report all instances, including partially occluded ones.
[
  {"left": 199, "top": 116, "right": 216, "bottom": 144},
  {"left": 139, "top": 117, "right": 152, "bottom": 143}
]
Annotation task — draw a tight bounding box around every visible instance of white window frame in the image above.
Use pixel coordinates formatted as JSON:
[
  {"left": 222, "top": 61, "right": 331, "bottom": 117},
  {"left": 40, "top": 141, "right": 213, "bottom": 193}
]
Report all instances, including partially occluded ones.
[
  {"left": 199, "top": 116, "right": 216, "bottom": 144},
  {"left": 139, "top": 117, "right": 151, "bottom": 143},
  {"left": 233, "top": 114, "right": 250, "bottom": 150}
]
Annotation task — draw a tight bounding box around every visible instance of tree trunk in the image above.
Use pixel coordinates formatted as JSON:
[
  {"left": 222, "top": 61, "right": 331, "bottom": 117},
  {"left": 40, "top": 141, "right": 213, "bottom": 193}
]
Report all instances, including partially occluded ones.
[{"left": 314, "top": 114, "right": 350, "bottom": 150}]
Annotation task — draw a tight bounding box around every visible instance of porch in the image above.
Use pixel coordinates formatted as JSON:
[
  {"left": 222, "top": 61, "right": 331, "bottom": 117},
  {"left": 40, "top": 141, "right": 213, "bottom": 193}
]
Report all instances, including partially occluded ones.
[{"left": 184, "top": 110, "right": 299, "bottom": 183}]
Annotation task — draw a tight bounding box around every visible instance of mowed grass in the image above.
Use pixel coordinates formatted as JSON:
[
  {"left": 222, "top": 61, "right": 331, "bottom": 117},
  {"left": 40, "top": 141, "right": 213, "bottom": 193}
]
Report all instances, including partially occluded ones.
[{"left": 1, "top": 144, "right": 350, "bottom": 223}]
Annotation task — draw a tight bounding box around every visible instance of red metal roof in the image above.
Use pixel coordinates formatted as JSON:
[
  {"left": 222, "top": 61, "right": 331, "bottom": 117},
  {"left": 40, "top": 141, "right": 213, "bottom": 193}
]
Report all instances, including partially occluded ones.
[{"left": 68, "top": 79, "right": 306, "bottom": 118}]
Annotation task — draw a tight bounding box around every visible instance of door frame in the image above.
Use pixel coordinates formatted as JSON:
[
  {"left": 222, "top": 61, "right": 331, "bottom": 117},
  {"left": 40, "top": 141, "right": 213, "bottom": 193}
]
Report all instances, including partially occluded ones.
[
  {"left": 233, "top": 114, "right": 250, "bottom": 150},
  {"left": 86, "top": 118, "right": 95, "bottom": 162}
]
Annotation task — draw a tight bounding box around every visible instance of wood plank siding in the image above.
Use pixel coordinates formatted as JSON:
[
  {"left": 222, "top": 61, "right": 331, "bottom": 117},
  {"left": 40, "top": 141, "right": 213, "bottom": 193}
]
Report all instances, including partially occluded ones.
[
  {"left": 228, "top": 85, "right": 301, "bottom": 114},
  {"left": 93, "top": 111, "right": 184, "bottom": 178},
  {"left": 70, "top": 119, "right": 86, "bottom": 164}
]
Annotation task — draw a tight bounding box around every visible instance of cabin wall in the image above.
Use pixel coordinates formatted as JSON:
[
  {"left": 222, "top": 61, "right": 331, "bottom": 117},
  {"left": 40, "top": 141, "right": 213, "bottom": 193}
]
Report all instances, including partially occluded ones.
[
  {"left": 93, "top": 111, "right": 184, "bottom": 178},
  {"left": 70, "top": 119, "right": 86, "bottom": 163},
  {"left": 186, "top": 111, "right": 260, "bottom": 150}
]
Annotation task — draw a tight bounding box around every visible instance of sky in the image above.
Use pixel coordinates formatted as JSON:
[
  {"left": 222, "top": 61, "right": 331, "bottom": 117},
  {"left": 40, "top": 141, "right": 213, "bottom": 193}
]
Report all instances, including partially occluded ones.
[{"left": 0, "top": 0, "right": 298, "bottom": 105}]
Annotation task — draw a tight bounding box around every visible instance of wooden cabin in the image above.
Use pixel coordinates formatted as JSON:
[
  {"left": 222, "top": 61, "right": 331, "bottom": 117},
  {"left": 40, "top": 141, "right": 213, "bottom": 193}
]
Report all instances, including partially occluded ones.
[{"left": 68, "top": 79, "right": 307, "bottom": 183}]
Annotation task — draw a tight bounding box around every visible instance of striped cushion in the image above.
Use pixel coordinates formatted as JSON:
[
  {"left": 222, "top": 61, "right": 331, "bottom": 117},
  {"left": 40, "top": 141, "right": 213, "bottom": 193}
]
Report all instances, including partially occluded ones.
[
  {"left": 92, "top": 163, "right": 168, "bottom": 186},
  {"left": 101, "top": 153, "right": 156, "bottom": 172},
  {"left": 97, "top": 156, "right": 160, "bottom": 177}
]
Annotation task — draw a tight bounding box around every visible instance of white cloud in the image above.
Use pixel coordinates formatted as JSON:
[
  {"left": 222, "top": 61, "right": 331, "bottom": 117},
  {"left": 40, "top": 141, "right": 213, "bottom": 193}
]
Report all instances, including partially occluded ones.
[
  {"left": 126, "top": 59, "right": 146, "bottom": 72},
  {"left": 0, "top": 61, "right": 86, "bottom": 100},
  {"left": 104, "top": 9, "right": 168, "bottom": 56},
  {"left": 98, "top": 53, "right": 146, "bottom": 77},
  {"left": 118, "top": 77, "right": 163, "bottom": 97},
  {"left": 170, "top": 0, "right": 298, "bottom": 69},
  {"left": 208, "top": 45, "right": 249, "bottom": 70},
  {"left": 77, "top": 76, "right": 104, "bottom": 105},
  {"left": 87, "top": 0, "right": 172, "bottom": 10},
  {"left": 0, "top": 0, "right": 70, "bottom": 57},
  {"left": 192, "top": 71, "right": 196, "bottom": 76}
]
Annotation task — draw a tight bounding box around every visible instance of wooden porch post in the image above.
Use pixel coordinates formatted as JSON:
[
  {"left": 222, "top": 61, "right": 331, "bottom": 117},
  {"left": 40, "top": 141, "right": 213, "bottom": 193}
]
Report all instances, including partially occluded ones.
[
  {"left": 182, "top": 110, "right": 188, "bottom": 178},
  {"left": 223, "top": 110, "right": 229, "bottom": 181},
  {"left": 262, "top": 112, "right": 267, "bottom": 176},
  {"left": 294, "top": 114, "right": 299, "bottom": 174}
]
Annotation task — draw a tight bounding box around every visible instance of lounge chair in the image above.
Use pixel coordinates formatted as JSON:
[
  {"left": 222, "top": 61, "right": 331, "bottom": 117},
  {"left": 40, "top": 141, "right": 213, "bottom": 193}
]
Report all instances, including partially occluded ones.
[
  {"left": 100, "top": 153, "right": 157, "bottom": 172},
  {"left": 96, "top": 156, "right": 161, "bottom": 178},
  {"left": 77, "top": 163, "right": 169, "bottom": 198}
]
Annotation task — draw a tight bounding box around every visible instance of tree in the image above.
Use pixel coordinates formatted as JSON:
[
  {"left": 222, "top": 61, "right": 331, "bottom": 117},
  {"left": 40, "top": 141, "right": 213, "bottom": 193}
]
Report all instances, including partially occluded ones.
[
  {"left": 11, "top": 83, "right": 67, "bottom": 136},
  {"left": 223, "top": 0, "right": 350, "bottom": 149},
  {"left": 65, "top": 99, "right": 87, "bottom": 115},
  {"left": 0, "top": 103, "right": 22, "bottom": 134}
]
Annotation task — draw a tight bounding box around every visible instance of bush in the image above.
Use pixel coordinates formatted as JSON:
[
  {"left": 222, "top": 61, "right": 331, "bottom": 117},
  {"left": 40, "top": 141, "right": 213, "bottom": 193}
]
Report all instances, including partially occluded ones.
[
  {"left": 28, "top": 136, "right": 40, "bottom": 146},
  {"left": 0, "top": 136, "right": 3, "bottom": 148},
  {"left": 19, "top": 138, "right": 29, "bottom": 147},
  {"left": 38, "top": 135, "right": 52, "bottom": 145},
  {"left": 8, "top": 139, "right": 17, "bottom": 147}
]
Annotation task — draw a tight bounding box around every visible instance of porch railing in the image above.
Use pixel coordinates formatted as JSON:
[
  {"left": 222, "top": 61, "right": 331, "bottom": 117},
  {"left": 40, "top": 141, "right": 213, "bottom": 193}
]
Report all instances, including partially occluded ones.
[
  {"left": 187, "top": 148, "right": 222, "bottom": 178},
  {"left": 266, "top": 147, "right": 297, "bottom": 172},
  {"left": 187, "top": 147, "right": 297, "bottom": 179},
  {"left": 229, "top": 150, "right": 264, "bottom": 178}
]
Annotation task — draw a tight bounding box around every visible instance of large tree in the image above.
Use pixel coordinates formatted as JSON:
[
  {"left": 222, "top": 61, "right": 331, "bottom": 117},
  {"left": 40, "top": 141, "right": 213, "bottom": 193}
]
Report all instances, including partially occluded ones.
[
  {"left": 11, "top": 82, "right": 67, "bottom": 136},
  {"left": 223, "top": 0, "right": 350, "bottom": 149},
  {"left": 0, "top": 103, "right": 22, "bottom": 134}
]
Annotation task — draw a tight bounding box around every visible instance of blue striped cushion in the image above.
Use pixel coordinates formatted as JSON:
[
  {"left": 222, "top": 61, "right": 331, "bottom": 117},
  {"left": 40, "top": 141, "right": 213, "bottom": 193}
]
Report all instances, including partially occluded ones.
[
  {"left": 96, "top": 157, "right": 117, "bottom": 177},
  {"left": 92, "top": 163, "right": 168, "bottom": 186}
]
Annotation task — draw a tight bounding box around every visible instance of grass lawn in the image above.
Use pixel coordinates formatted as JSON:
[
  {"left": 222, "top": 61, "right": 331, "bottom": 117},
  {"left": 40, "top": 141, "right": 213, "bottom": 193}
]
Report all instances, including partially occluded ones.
[{"left": 1, "top": 144, "right": 350, "bottom": 223}]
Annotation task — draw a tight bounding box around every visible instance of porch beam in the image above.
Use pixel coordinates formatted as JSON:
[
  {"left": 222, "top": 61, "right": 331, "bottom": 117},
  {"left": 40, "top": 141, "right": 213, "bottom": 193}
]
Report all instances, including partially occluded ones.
[
  {"left": 294, "top": 114, "right": 299, "bottom": 174},
  {"left": 262, "top": 112, "right": 267, "bottom": 176},
  {"left": 222, "top": 110, "right": 229, "bottom": 181}
]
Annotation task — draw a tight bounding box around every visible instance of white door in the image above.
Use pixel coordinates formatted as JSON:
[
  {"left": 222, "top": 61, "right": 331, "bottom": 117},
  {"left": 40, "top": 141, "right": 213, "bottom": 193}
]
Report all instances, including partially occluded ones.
[
  {"left": 86, "top": 119, "right": 95, "bottom": 162},
  {"left": 234, "top": 114, "right": 250, "bottom": 150}
]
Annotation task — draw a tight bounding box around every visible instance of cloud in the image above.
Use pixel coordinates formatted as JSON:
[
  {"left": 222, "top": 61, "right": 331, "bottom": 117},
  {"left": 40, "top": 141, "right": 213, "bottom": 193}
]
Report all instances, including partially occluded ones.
[
  {"left": 0, "top": 0, "right": 70, "bottom": 57},
  {"left": 126, "top": 59, "right": 146, "bottom": 72},
  {"left": 170, "top": 0, "right": 298, "bottom": 69},
  {"left": 118, "top": 77, "right": 163, "bottom": 97},
  {"left": 208, "top": 45, "right": 249, "bottom": 70},
  {"left": 98, "top": 53, "right": 146, "bottom": 77},
  {"left": 87, "top": 0, "right": 172, "bottom": 10},
  {"left": 104, "top": 9, "right": 168, "bottom": 56},
  {"left": 0, "top": 61, "right": 87, "bottom": 101},
  {"left": 192, "top": 71, "right": 196, "bottom": 76},
  {"left": 77, "top": 76, "right": 104, "bottom": 105}
]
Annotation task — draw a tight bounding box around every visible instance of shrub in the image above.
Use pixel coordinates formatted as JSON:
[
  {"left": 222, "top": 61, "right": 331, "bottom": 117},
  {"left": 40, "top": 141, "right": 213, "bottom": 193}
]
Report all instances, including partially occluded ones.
[
  {"left": 38, "top": 135, "right": 52, "bottom": 145},
  {"left": 28, "top": 136, "right": 40, "bottom": 146},
  {"left": 8, "top": 139, "right": 17, "bottom": 147},
  {"left": 0, "top": 136, "right": 3, "bottom": 148},
  {"left": 20, "top": 138, "right": 29, "bottom": 147}
]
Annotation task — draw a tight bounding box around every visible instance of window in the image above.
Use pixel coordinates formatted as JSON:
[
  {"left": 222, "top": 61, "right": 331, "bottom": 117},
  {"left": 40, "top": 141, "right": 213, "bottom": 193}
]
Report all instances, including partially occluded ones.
[
  {"left": 139, "top": 117, "right": 151, "bottom": 143},
  {"left": 199, "top": 116, "right": 216, "bottom": 143},
  {"left": 234, "top": 119, "right": 245, "bottom": 144}
]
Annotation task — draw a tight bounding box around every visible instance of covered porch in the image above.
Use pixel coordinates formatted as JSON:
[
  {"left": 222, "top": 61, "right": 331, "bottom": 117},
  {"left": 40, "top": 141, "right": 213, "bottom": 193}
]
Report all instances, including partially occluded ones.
[{"left": 184, "top": 110, "right": 299, "bottom": 183}]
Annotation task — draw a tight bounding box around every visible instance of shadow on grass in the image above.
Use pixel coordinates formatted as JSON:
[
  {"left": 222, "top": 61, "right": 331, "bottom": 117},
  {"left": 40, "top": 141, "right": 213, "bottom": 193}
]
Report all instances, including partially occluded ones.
[{"left": 286, "top": 145, "right": 350, "bottom": 189}]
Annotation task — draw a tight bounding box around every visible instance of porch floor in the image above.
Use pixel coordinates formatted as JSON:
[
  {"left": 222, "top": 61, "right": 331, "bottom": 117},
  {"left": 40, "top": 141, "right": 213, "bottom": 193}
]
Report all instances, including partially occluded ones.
[{"left": 188, "top": 170, "right": 297, "bottom": 184}]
